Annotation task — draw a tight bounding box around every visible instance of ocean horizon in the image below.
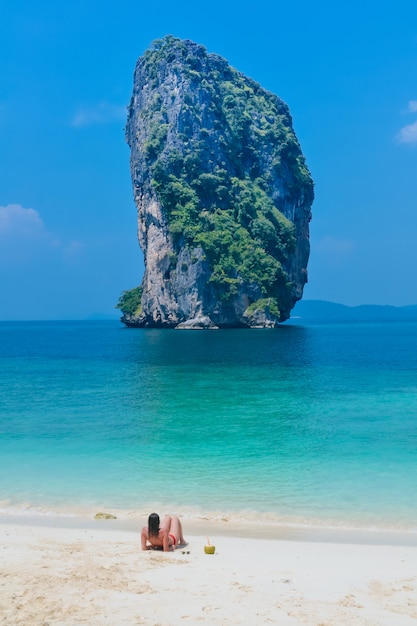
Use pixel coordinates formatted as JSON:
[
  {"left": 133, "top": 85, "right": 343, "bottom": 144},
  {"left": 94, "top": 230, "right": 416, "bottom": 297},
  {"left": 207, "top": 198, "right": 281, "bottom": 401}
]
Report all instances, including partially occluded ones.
[{"left": 1, "top": 319, "right": 416, "bottom": 531}]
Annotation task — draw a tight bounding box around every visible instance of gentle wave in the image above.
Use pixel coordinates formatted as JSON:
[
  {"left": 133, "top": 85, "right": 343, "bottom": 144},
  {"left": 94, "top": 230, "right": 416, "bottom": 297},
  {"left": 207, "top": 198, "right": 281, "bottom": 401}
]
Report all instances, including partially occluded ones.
[{"left": 1, "top": 500, "right": 417, "bottom": 535}]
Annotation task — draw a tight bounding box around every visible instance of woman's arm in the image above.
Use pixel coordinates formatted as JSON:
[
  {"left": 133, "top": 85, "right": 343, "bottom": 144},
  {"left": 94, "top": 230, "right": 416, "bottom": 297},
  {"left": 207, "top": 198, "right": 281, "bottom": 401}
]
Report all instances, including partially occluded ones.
[
  {"left": 162, "top": 529, "right": 170, "bottom": 552},
  {"left": 141, "top": 527, "right": 149, "bottom": 550}
]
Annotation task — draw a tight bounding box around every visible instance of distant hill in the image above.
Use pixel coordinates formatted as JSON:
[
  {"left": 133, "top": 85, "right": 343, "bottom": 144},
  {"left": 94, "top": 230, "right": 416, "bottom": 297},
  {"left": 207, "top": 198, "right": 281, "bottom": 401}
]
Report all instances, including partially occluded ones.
[{"left": 287, "top": 300, "right": 417, "bottom": 323}]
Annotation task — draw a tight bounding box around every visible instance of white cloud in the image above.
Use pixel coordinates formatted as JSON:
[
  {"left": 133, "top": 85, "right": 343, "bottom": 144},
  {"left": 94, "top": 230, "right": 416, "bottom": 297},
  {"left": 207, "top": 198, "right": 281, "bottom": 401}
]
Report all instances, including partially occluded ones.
[
  {"left": 0, "top": 204, "right": 84, "bottom": 265},
  {"left": 0, "top": 204, "right": 53, "bottom": 266},
  {"left": 396, "top": 100, "right": 417, "bottom": 144},
  {"left": 63, "top": 240, "right": 85, "bottom": 262},
  {"left": 71, "top": 102, "right": 126, "bottom": 127},
  {"left": 0, "top": 204, "right": 45, "bottom": 236},
  {"left": 396, "top": 120, "right": 417, "bottom": 144}
]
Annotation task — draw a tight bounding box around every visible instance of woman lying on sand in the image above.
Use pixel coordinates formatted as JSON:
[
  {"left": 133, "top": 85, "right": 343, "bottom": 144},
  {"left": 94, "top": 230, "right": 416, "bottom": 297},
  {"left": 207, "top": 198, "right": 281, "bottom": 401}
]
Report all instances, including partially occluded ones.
[{"left": 141, "top": 513, "right": 186, "bottom": 551}]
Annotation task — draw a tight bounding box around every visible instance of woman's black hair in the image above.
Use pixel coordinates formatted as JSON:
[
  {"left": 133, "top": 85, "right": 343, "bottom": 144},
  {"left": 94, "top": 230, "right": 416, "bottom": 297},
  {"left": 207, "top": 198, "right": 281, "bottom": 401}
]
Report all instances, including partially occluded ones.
[{"left": 148, "top": 512, "right": 160, "bottom": 538}]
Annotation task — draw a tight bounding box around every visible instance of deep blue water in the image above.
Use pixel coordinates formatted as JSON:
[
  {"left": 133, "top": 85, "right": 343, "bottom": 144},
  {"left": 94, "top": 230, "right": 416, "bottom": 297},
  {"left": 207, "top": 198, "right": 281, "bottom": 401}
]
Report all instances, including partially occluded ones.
[{"left": 1, "top": 320, "right": 416, "bottom": 529}]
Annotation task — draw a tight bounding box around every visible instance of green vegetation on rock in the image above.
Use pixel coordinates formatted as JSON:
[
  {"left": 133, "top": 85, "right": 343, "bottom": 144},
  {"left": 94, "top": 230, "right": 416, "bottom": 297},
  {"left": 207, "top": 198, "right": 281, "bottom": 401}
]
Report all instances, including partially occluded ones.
[
  {"left": 115, "top": 286, "right": 142, "bottom": 316},
  {"left": 245, "top": 297, "right": 280, "bottom": 319}
]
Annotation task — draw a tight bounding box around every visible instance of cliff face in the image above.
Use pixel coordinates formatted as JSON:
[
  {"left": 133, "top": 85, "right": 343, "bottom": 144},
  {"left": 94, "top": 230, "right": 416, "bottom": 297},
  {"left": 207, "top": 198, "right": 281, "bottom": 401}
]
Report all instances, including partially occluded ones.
[{"left": 124, "top": 36, "right": 313, "bottom": 328}]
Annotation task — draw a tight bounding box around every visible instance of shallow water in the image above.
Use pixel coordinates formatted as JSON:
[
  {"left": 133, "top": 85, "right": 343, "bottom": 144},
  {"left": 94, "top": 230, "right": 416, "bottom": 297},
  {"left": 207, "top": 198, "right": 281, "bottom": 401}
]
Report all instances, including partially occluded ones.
[{"left": 1, "top": 320, "right": 416, "bottom": 530}]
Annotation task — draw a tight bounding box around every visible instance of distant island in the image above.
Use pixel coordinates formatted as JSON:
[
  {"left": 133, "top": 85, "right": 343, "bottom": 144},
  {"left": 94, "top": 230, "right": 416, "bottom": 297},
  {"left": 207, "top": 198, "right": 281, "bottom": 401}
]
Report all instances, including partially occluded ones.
[
  {"left": 117, "top": 36, "right": 313, "bottom": 329},
  {"left": 287, "top": 300, "right": 417, "bottom": 323}
]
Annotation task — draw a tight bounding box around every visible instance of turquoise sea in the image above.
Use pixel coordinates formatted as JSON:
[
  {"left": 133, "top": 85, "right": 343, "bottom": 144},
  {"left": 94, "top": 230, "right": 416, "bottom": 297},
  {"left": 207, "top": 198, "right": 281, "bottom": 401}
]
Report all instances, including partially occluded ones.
[{"left": 1, "top": 319, "right": 416, "bottom": 530}]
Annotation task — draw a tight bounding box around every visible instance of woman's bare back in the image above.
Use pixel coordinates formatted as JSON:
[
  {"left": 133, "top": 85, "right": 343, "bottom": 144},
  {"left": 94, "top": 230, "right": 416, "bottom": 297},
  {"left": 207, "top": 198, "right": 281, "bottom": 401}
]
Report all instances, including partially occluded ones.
[{"left": 141, "top": 514, "right": 186, "bottom": 552}]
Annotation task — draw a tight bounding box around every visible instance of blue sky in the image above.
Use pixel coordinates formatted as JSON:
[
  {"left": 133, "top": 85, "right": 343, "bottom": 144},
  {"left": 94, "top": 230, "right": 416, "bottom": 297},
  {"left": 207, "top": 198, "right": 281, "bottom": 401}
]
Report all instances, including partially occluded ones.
[{"left": 2, "top": 0, "right": 417, "bottom": 319}]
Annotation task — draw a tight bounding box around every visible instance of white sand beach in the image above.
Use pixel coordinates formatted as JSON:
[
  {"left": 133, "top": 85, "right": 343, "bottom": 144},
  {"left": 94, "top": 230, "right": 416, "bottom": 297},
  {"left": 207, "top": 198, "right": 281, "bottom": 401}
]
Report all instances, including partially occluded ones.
[{"left": 1, "top": 516, "right": 417, "bottom": 625}]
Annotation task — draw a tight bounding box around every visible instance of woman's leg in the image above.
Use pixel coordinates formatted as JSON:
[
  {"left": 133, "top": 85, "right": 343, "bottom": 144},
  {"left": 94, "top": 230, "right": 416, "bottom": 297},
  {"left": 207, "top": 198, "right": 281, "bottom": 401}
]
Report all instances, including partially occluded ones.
[
  {"left": 160, "top": 516, "right": 171, "bottom": 532},
  {"left": 169, "top": 516, "right": 185, "bottom": 545}
]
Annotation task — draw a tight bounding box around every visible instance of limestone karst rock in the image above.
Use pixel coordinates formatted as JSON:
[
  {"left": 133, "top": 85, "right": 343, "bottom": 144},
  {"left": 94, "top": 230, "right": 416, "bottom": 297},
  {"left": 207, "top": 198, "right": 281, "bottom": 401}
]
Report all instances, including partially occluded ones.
[{"left": 123, "top": 36, "right": 313, "bottom": 328}]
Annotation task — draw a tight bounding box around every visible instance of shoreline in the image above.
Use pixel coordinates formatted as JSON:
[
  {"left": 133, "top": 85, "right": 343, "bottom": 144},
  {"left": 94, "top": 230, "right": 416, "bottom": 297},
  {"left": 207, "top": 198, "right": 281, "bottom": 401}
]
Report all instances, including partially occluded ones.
[
  {"left": 2, "top": 510, "right": 417, "bottom": 547},
  {"left": 2, "top": 498, "right": 417, "bottom": 532},
  {"left": 2, "top": 517, "right": 417, "bottom": 625}
]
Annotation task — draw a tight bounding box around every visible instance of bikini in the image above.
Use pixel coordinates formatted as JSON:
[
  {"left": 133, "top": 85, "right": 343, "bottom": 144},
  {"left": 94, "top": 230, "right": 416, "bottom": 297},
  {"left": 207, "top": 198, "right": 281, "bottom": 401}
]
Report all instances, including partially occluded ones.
[{"left": 168, "top": 533, "right": 177, "bottom": 547}]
